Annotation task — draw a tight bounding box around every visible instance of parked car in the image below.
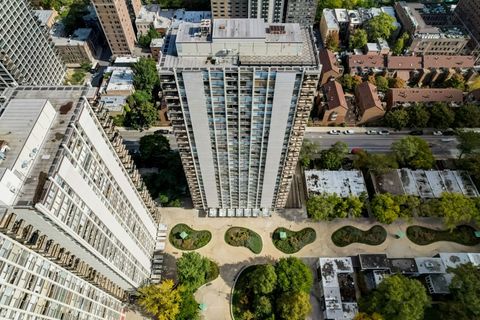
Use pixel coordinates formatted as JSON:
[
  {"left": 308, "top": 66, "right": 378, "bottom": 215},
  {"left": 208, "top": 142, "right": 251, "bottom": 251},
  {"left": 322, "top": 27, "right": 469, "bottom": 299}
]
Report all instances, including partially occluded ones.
[
  {"left": 366, "top": 130, "right": 377, "bottom": 135},
  {"left": 156, "top": 129, "right": 172, "bottom": 135},
  {"left": 409, "top": 130, "right": 424, "bottom": 136},
  {"left": 343, "top": 130, "right": 355, "bottom": 135},
  {"left": 378, "top": 130, "right": 390, "bottom": 135},
  {"left": 350, "top": 147, "right": 364, "bottom": 154},
  {"left": 328, "top": 130, "right": 341, "bottom": 135},
  {"left": 433, "top": 130, "right": 443, "bottom": 136},
  {"left": 441, "top": 138, "right": 455, "bottom": 142}
]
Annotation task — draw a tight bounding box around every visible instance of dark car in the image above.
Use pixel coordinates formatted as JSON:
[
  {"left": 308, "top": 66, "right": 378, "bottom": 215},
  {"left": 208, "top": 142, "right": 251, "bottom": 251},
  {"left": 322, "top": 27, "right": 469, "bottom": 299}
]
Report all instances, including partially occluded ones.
[
  {"left": 443, "top": 129, "right": 456, "bottom": 136},
  {"left": 409, "top": 130, "right": 424, "bottom": 136}
]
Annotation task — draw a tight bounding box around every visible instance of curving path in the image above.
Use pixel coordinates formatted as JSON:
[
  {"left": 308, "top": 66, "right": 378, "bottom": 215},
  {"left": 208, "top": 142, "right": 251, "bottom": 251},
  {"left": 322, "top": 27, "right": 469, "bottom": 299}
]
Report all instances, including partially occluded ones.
[{"left": 160, "top": 207, "right": 480, "bottom": 320}]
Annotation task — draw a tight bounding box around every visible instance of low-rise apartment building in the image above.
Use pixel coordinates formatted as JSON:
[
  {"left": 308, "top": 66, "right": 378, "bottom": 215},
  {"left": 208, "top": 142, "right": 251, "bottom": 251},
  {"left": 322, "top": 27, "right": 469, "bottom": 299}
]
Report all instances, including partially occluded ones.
[
  {"left": 319, "top": 81, "right": 348, "bottom": 125},
  {"left": 52, "top": 28, "right": 97, "bottom": 67},
  {"left": 319, "top": 49, "right": 343, "bottom": 85},
  {"left": 387, "top": 88, "right": 464, "bottom": 108},
  {"left": 355, "top": 81, "right": 385, "bottom": 124}
]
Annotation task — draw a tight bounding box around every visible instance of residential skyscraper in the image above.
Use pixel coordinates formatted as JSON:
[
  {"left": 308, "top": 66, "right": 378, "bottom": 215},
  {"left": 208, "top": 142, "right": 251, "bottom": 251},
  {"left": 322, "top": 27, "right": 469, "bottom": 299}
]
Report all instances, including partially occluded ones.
[
  {"left": 454, "top": 0, "right": 480, "bottom": 62},
  {"left": 211, "top": 0, "right": 317, "bottom": 26},
  {"left": 0, "top": 86, "right": 159, "bottom": 318},
  {"left": 91, "top": 0, "right": 138, "bottom": 55},
  {"left": 159, "top": 19, "right": 320, "bottom": 217},
  {"left": 0, "top": 0, "right": 66, "bottom": 89}
]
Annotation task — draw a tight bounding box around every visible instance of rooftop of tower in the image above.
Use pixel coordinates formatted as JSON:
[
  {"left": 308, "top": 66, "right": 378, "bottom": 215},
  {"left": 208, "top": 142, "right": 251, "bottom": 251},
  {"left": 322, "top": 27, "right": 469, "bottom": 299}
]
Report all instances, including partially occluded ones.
[{"left": 159, "top": 18, "right": 319, "bottom": 69}]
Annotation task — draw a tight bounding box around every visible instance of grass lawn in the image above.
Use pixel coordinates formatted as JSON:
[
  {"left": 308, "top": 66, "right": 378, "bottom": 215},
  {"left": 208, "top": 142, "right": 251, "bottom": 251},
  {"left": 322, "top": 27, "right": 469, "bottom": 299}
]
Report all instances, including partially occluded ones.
[
  {"left": 169, "top": 224, "right": 212, "bottom": 250},
  {"left": 272, "top": 227, "right": 316, "bottom": 254},
  {"left": 225, "top": 227, "right": 263, "bottom": 254},
  {"left": 331, "top": 225, "right": 387, "bottom": 247},
  {"left": 407, "top": 225, "right": 480, "bottom": 246}
]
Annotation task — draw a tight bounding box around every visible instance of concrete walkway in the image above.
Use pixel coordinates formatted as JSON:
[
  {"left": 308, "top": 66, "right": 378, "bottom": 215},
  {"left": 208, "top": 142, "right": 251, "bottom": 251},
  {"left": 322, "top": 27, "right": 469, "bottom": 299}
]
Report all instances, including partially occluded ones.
[{"left": 160, "top": 208, "right": 480, "bottom": 320}]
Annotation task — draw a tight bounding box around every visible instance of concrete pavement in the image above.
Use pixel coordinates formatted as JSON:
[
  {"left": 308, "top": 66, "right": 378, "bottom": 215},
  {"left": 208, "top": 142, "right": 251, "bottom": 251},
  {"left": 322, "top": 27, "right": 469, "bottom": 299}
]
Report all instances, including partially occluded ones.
[{"left": 160, "top": 208, "right": 479, "bottom": 320}]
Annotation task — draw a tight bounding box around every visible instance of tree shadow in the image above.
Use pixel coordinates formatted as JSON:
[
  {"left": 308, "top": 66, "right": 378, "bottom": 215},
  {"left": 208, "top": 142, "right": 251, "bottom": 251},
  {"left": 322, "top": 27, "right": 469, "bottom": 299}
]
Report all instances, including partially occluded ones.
[{"left": 160, "top": 252, "right": 179, "bottom": 282}]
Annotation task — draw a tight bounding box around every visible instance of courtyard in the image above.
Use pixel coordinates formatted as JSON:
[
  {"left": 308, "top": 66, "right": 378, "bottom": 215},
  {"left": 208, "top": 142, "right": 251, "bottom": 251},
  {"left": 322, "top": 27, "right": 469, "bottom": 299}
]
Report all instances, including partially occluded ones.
[{"left": 159, "top": 207, "right": 480, "bottom": 320}]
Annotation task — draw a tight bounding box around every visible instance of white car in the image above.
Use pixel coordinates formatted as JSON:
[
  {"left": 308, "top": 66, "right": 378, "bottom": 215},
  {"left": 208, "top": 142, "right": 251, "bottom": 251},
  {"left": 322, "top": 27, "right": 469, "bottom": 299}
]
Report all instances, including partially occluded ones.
[
  {"left": 433, "top": 130, "right": 443, "bottom": 136},
  {"left": 366, "top": 130, "right": 377, "bottom": 135},
  {"left": 343, "top": 130, "right": 355, "bottom": 135},
  {"left": 378, "top": 130, "right": 390, "bottom": 135},
  {"left": 328, "top": 130, "right": 341, "bottom": 135}
]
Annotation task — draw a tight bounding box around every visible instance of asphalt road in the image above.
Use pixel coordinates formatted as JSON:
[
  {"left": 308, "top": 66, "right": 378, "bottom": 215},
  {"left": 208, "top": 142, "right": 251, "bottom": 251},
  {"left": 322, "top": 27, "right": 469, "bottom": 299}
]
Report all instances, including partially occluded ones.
[{"left": 304, "top": 132, "right": 459, "bottom": 159}]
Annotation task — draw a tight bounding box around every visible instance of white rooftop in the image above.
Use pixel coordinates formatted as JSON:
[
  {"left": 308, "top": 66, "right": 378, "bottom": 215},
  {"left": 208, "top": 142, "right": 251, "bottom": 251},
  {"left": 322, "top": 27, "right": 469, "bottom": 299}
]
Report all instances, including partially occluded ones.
[
  {"left": 415, "top": 257, "right": 447, "bottom": 274},
  {"left": 99, "top": 96, "right": 127, "bottom": 113},
  {"left": 33, "top": 10, "right": 56, "bottom": 27},
  {"left": 213, "top": 18, "right": 266, "bottom": 39},
  {"left": 105, "top": 67, "right": 134, "bottom": 93},
  {"left": 114, "top": 57, "right": 139, "bottom": 65},
  {"left": 438, "top": 252, "right": 471, "bottom": 270},
  {"left": 305, "top": 170, "right": 367, "bottom": 197},
  {"left": 323, "top": 9, "right": 340, "bottom": 29}
]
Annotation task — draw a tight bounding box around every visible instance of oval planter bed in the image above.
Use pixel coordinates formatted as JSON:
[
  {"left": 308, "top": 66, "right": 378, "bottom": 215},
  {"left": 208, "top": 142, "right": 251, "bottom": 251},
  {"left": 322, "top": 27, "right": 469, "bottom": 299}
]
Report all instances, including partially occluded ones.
[
  {"left": 406, "top": 225, "right": 480, "bottom": 246},
  {"left": 225, "top": 227, "right": 263, "bottom": 254},
  {"left": 331, "top": 225, "right": 387, "bottom": 247},
  {"left": 169, "top": 224, "right": 212, "bottom": 250},
  {"left": 272, "top": 227, "right": 316, "bottom": 254}
]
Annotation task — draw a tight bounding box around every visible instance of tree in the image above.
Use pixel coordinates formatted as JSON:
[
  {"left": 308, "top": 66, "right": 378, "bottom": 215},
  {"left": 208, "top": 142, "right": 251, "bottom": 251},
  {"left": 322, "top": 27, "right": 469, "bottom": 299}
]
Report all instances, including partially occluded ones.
[
  {"left": 445, "top": 73, "right": 466, "bottom": 91},
  {"left": 365, "top": 12, "right": 397, "bottom": 41},
  {"left": 388, "top": 77, "right": 406, "bottom": 89},
  {"left": 254, "top": 296, "right": 273, "bottom": 318},
  {"left": 437, "top": 193, "right": 478, "bottom": 230},
  {"left": 371, "top": 193, "right": 401, "bottom": 224},
  {"left": 360, "top": 274, "right": 430, "bottom": 320},
  {"left": 138, "top": 28, "right": 161, "bottom": 48},
  {"left": 345, "top": 196, "right": 364, "bottom": 218},
  {"left": 375, "top": 76, "right": 389, "bottom": 92},
  {"left": 407, "top": 104, "right": 430, "bottom": 128},
  {"left": 319, "top": 141, "right": 348, "bottom": 170},
  {"left": 454, "top": 104, "right": 480, "bottom": 128},
  {"left": 275, "top": 257, "right": 313, "bottom": 294},
  {"left": 139, "top": 133, "right": 171, "bottom": 165},
  {"left": 125, "top": 99, "right": 158, "bottom": 129},
  {"left": 137, "top": 280, "right": 182, "bottom": 320},
  {"left": 459, "top": 154, "right": 480, "bottom": 186},
  {"left": 176, "top": 252, "right": 210, "bottom": 291},
  {"left": 391, "top": 136, "right": 435, "bottom": 169},
  {"left": 354, "top": 312, "right": 384, "bottom": 320},
  {"left": 350, "top": 29, "right": 368, "bottom": 49},
  {"left": 307, "top": 194, "right": 337, "bottom": 220},
  {"left": 340, "top": 74, "right": 362, "bottom": 92},
  {"left": 132, "top": 57, "right": 160, "bottom": 93},
  {"left": 428, "top": 102, "right": 455, "bottom": 129},
  {"left": 457, "top": 131, "right": 480, "bottom": 158},
  {"left": 353, "top": 151, "right": 398, "bottom": 173},
  {"left": 325, "top": 33, "right": 340, "bottom": 52},
  {"left": 384, "top": 109, "right": 409, "bottom": 130},
  {"left": 249, "top": 264, "right": 277, "bottom": 295},
  {"left": 177, "top": 286, "right": 200, "bottom": 320},
  {"left": 441, "top": 263, "right": 480, "bottom": 320},
  {"left": 299, "top": 139, "right": 319, "bottom": 168},
  {"left": 276, "top": 291, "right": 312, "bottom": 320},
  {"left": 392, "top": 32, "right": 409, "bottom": 55}
]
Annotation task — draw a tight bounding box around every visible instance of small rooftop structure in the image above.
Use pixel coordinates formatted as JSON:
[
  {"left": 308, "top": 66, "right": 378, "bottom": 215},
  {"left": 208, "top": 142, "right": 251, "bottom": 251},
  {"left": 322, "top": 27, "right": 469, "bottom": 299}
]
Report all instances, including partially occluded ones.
[
  {"left": 359, "top": 254, "right": 390, "bottom": 270},
  {"left": 104, "top": 67, "right": 134, "bottom": 95},
  {"left": 371, "top": 169, "right": 480, "bottom": 198},
  {"left": 113, "top": 57, "right": 139, "bottom": 66},
  {"left": 415, "top": 257, "right": 447, "bottom": 274},
  {"left": 305, "top": 170, "right": 367, "bottom": 198},
  {"left": 388, "top": 258, "right": 418, "bottom": 274},
  {"left": 426, "top": 274, "right": 453, "bottom": 294}
]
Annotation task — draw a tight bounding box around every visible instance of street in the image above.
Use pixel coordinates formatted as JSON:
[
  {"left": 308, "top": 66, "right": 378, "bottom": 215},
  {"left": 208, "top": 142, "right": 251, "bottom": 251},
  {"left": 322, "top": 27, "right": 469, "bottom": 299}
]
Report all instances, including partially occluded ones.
[{"left": 304, "top": 132, "right": 460, "bottom": 159}]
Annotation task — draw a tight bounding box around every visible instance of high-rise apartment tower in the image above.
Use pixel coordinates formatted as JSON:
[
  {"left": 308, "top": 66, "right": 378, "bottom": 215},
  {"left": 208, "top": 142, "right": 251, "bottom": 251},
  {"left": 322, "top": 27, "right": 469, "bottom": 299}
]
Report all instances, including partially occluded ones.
[
  {"left": 159, "top": 19, "right": 320, "bottom": 217},
  {"left": 0, "top": 0, "right": 66, "bottom": 89},
  {"left": 91, "top": 0, "right": 138, "bottom": 55},
  {"left": 455, "top": 0, "right": 480, "bottom": 62},
  {"left": 0, "top": 86, "right": 159, "bottom": 318},
  {"left": 211, "top": 0, "right": 317, "bottom": 26}
]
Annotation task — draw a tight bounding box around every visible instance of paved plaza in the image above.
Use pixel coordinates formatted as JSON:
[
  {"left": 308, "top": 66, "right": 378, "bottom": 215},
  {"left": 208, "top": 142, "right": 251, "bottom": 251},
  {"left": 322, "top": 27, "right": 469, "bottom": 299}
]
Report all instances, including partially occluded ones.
[{"left": 160, "top": 207, "right": 480, "bottom": 320}]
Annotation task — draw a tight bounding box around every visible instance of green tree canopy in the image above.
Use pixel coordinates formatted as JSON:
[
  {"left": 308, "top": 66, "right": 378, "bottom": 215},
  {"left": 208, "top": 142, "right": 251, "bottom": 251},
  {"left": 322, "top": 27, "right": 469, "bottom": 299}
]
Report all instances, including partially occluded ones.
[
  {"left": 177, "top": 286, "right": 200, "bottom": 320},
  {"left": 353, "top": 151, "right": 398, "bottom": 173},
  {"left": 276, "top": 291, "right": 312, "bottom": 320},
  {"left": 391, "top": 136, "right": 435, "bottom": 169},
  {"left": 392, "top": 32, "right": 409, "bottom": 55},
  {"left": 299, "top": 139, "right": 320, "bottom": 168},
  {"left": 307, "top": 194, "right": 364, "bottom": 220},
  {"left": 454, "top": 104, "right": 480, "bottom": 128},
  {"left": 365, "top": 12, "right": 397, "bottom": 41},
  {"left": 254, "top": 296, "right": 273, "bottom": 318},
  {"left": 428, "top": 102, "right": 455, "bottom": 129},
  {"left": 388, "top": 77, "right": 406, "bottom": 89},
  {"left": 319, "top": 141, "right": 349, "bottom": 170},
  {"left": 441, "top": 263, "right": 480, "bottom": 320},
  {"left": 375, "top": 76, "right": 389, "bottom": 92},
  {"left": 139, "top": 132, "right": 171, "bottom": 165},
  {"left": 384, "top": 108, "right": 409, "bottom": 130},
  {"left": 249, "top": 264, "right": 277, "bottom": 295},
  {"left": 325, "top": 33, "right": 340, "bottom": 51},
  {"left": 360, "top": 274, "right": 430, "bottom": 320},
  {"left": 456, "top": 131, "right": 480, "bottom": 159},
  {"left": 132, "top": 57, "right": 160, "bottom": 93},
  {"left": 176, "top": 252, "right": 211, "bottom": 291},
  {"left": 371, "top": 193, "right": 401, "bottom": 224},
  {"left": 437, "top": 193, "right": 479, "bottom": 230},
  {"left": 137, "top": 280, "right": 182, "bottom": 320},
  {"left": 350, "top": 29, "right": 368, "bottom": 49},
  {"left": 275, "top": 257, "right": 313, "bottom": 294},
  {"left": 459, "top": 154, "right": 480, "bottom": 186},
  {"left": 354, "top": 312, "right": 384, "bottom": 320},
  {"left": 138, "top": 28, "right": 161, "bottom": 48},
  {"left": 407, "top": 104, "right": 430, "bottom": 128},
  {"left": 339, "top": 74, "right": 362, "bottom": 92}
]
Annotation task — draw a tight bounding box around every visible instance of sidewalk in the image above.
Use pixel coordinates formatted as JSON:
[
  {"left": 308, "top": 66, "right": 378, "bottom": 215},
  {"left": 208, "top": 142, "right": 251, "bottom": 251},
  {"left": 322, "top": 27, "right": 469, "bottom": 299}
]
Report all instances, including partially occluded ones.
[{"left": 160, "top": 208, "right": 480, "bottom": 320}]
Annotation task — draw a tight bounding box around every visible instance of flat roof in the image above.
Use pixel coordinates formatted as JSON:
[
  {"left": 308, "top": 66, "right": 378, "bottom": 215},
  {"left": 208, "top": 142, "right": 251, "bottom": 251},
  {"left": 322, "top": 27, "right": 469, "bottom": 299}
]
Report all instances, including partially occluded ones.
[
  {"left": 359, "top": 254, "right": 389, "bottom": 270},
  {"left": 33, "top": 10, "right": 56, "bottom": 27},
  {"left": 389, "top": 88, "right": 464, "bottom": 104},
  {"left": 106, "top": 68, "right": 134, "bottom": 93},
  {"left": 438, "top": 252, "right": 471, "bottom": 269},
  {"left": 415, "top": 257, "right": 447, "bottom": 274},
  {"left": 427, "top": 274, "right": 452, "bottom": 294},
  {"left": 323, "top": 9, "right": 339, "bottom": 29},
  {"left": 388, "top": 258, "right": 418, "bottom": 274},
  {"left": 305, "top": 170, "right": 367, "bottom": 198},
  {"left": 213, "top": 19, "right": 266, "bottom": 39}
]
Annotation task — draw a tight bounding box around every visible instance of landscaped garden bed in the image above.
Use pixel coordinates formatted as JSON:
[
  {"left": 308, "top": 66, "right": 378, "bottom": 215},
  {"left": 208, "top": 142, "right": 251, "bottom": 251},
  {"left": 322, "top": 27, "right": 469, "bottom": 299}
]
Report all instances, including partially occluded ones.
[
  {"left": 406, "top": 225, "right": 480, "bottom": 246},
  {"left": 225, "top": 227, "right": 262, "bottom": 254},
  {"left": 272, "top": 227, "right": 316, "bottom": 253},
  {"left": 331, "top": 225, "right": 387, "bottom": 247},
  {"left": 169, "top": 224, "right": 212, "bottom": 250}
]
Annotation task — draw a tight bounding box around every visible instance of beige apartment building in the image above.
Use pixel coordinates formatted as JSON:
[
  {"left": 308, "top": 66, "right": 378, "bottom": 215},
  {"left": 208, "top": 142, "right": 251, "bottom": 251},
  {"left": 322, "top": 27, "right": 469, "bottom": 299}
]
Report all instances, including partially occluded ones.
[{"left": 91, "top": 0, "right": 137, "bottom": 56}]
